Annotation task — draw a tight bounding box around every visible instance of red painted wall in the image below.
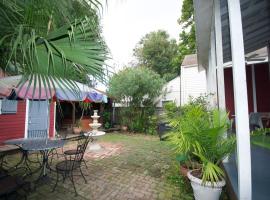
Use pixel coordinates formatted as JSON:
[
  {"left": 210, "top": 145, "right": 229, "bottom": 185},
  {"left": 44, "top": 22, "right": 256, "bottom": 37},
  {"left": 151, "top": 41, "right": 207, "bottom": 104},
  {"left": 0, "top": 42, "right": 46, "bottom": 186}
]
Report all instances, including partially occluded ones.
[
  {"left": 224, "top": 68, "right": 235, "bottom": 117},
  {"left": 246, "top": 65, "right": 254, "bottom": 113},
  {"left": 255, "top": 63, "right": 270, "bottom": 112},
  {"left": 49, "top": 102, "right": 55, "bottom": 137},
  {"left": 0, "top": 101, "right": 26, "bottom": 144},
  {"left": 0, "top": 101, "right": 55, "bottom": 144},
  {"left": 224, "top": 63, "right": 270, "bottom": 117}
]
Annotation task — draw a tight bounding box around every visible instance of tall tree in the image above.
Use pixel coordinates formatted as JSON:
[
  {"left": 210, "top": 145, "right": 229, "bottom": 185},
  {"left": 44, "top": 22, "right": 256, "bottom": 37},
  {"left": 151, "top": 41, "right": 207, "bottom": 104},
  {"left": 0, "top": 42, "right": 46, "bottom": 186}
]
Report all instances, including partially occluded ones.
[
  {"left": 178, "top": 0, "right": 196, "bottom": 64},
  {"left": 133, "top": 30, "right": 180, "bottom": 81},
  {"left": 0, "top": 0, "right": 108, "bottom": 97},
  {"left": 108, "top": 67, "right": 164, "bottom": 133}
]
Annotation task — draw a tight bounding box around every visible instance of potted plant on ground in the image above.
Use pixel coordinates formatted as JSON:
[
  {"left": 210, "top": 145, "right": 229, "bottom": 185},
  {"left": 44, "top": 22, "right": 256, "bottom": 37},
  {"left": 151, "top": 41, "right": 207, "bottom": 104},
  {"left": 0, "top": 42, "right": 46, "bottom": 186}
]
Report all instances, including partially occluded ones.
[
  {"left": 73, "top": 120, "right": 82, "bottom": 134},
  {"left": 165, "top": 100, "right": 206, "bottom": 177},
  {"left": 165, "top": 96, "right": 235, "bottom": 200},
  {"left": 73, "top": 102, "right": 92, "bottom": 134},
  {"left": 186, "top": 109, "right": 235, "bottom": 200}
]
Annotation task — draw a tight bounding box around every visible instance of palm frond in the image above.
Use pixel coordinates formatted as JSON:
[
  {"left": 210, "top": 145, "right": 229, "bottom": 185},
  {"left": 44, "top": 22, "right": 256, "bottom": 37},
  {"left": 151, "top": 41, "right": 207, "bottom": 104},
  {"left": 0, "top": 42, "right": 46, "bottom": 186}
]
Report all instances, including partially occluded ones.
[{"left": 0, "top": 0, "right": 110, "bottom": 99}]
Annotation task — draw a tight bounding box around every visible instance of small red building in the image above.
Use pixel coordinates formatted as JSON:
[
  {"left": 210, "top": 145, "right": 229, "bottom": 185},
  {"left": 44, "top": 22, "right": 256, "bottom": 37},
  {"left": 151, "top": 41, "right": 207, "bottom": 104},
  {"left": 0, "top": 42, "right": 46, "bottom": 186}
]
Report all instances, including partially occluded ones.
[
  {"left": 0, "top": 100, "right": 56, "bottom": 144},
  {"left": 0, "top": 74, "right": 108, "bottom": 144},
  {"left": 0, "top": 74, "right": 56, "bottom": 144}
]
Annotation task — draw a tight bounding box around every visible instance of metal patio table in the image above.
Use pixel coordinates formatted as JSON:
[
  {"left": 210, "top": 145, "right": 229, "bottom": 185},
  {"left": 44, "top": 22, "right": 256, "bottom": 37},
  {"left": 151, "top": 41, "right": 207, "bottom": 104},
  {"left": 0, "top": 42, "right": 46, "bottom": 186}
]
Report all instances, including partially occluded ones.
[
  {"left": 5, "top": 138, "right": 65, "bottom": 181},
  {"left": 4, "top": 138, "right": 41, "bottom": 173}
]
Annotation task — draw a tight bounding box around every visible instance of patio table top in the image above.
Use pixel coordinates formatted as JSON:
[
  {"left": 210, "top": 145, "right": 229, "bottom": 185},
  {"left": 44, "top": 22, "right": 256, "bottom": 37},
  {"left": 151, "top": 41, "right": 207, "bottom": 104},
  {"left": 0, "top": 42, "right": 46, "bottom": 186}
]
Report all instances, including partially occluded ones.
[{"left": 5, "top": 138, "right": 65, "bottom": 151}]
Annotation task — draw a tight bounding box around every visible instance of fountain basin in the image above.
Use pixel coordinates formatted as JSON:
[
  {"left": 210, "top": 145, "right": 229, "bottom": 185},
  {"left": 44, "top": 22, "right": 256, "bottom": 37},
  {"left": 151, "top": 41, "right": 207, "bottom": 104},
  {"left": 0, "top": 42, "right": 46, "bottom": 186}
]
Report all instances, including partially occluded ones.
[{"left": 89, "top": 123, "right": 101, "bottom": 129}]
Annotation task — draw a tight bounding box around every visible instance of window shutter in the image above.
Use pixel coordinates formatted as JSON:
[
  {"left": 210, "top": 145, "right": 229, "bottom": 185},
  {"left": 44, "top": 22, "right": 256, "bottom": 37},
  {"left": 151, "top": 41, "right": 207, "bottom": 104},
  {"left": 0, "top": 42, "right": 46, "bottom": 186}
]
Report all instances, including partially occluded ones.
[{"left": 1, "top": 99, "right": 18, "bottom": 114}]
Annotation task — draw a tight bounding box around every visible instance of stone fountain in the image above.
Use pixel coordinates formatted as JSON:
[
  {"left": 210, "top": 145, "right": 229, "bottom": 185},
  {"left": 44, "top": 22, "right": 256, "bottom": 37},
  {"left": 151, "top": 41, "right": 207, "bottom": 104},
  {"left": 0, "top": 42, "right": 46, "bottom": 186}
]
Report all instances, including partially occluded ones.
[{"left": 88, "top": 110, "right": 106, "bottom": 151}]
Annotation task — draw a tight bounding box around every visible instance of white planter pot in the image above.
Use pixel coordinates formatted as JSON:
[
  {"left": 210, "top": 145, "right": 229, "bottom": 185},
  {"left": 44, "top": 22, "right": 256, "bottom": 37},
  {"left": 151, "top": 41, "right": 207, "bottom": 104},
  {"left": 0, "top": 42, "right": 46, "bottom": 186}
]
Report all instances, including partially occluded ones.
[{"left": 187, "top": 170, "right": 226, "bottom": 200}]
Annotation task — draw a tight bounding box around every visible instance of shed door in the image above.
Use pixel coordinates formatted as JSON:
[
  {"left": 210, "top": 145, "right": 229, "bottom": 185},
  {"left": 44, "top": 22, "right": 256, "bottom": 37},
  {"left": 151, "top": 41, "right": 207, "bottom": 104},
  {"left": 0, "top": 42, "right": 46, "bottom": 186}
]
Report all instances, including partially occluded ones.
[{"left": 27, "top": 100, "right": 49, "bottom": 138}]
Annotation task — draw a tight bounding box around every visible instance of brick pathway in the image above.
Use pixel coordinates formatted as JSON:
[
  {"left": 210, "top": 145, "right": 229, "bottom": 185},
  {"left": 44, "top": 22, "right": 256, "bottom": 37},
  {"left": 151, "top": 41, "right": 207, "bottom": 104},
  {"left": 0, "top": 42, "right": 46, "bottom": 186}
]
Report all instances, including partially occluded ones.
[{"left": 24, "top": 134, "right": 183, "bottom": 200}]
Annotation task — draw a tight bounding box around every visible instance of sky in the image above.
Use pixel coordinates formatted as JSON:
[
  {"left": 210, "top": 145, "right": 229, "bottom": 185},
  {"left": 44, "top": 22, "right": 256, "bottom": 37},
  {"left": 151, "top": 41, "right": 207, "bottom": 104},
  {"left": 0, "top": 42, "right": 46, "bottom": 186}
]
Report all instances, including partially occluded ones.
[{"left": 100, "top": 0, "right": 183, "bottom": 72}]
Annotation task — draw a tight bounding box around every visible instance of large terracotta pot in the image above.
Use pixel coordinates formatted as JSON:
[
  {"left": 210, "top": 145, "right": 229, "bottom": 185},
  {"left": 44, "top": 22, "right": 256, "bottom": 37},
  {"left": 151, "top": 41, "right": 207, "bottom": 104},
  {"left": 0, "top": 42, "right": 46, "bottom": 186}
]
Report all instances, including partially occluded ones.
[{"left": 80, "top": 118, "right": 93, "bottom": 132}]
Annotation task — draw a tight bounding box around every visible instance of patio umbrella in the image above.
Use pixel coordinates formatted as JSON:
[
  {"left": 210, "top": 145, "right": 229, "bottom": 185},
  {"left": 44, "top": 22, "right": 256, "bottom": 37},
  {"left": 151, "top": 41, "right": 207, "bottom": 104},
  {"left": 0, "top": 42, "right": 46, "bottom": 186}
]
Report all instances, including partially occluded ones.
[
  {"left": 0, "top": 75, "right": 108, "bottom": 103},
  {"left": 0, "top": 75, "right": 55, "bottom": 99}
]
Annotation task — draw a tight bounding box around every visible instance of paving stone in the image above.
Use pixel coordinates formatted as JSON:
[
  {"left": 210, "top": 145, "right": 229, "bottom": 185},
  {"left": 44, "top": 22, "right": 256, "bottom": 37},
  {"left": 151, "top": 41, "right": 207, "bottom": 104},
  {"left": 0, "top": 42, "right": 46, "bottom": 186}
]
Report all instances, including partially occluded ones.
[{"left": 5, "top": 133, "right": 188, "bottom": 200}]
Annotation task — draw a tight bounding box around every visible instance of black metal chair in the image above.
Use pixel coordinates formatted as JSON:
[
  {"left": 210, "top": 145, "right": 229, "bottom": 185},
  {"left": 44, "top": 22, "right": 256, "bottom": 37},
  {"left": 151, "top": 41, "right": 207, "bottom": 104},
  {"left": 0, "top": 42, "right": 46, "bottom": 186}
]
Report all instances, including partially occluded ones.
[
  {"left": 249, "top": 112, "right": 263, "bottom": 131},
  {"left": 63, "top": 132, "right": 92, "bottom": 169},
  {"left": 52, "top": 135, "right": 92, "bottom": 196}
]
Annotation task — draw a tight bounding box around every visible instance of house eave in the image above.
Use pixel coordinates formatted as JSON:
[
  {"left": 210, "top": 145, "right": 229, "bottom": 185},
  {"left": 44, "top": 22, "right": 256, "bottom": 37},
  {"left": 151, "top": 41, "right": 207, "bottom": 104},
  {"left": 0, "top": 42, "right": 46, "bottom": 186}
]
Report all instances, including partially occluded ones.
[{"left": 193, "top": 0, "right": 214, "bottom": 70}]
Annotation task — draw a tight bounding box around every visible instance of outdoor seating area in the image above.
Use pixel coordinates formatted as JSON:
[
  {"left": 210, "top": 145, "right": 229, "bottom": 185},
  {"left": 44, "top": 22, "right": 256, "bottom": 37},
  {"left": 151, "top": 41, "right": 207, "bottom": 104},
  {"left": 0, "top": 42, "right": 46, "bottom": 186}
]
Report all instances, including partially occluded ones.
[
  {"left": 0, "top": 133, "right": 187, "bottom": 200},
  {"left": 0, "top": 133, "right": 94, "bottom": 198},
  {"left": 0, "top": 0, "right": 269, "bottom": 199}
]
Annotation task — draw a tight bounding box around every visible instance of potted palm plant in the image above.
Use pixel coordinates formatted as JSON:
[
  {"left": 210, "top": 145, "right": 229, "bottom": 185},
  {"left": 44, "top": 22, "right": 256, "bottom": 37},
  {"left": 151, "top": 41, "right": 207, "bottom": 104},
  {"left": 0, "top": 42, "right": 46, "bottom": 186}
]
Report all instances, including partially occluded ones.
[
  {"left": 185, "top": 109, "right": 235, "bottom": 200},
  {"left": 166, "top": 102, "right": 205, "bottom": 177},
  {"left": 166, "top": 98, "right": 235, "bottom": 200}
]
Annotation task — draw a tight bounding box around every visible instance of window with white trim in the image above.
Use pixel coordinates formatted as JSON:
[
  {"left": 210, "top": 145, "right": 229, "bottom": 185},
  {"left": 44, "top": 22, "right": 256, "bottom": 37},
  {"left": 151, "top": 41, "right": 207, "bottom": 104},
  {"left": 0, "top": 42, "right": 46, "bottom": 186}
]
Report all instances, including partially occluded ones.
[{"left": 0, "top": 99, "right": 18, "bottom": 114}]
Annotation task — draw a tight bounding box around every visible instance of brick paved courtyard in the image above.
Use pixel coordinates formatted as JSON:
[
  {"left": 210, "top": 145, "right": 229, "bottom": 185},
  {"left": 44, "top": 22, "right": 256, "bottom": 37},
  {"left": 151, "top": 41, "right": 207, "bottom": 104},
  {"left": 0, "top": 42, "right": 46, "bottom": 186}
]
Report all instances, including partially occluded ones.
[{"left": 23, "top": 133, "right": 190, "bottom": 200}]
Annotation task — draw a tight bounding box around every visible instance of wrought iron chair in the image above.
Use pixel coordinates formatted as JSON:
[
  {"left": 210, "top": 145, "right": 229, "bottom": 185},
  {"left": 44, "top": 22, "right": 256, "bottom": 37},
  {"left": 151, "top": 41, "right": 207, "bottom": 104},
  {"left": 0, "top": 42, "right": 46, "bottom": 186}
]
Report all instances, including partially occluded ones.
[
  {"left": 249, "top": 112, "right": 263, "bottom": 131},
  {"left": 27, "top": 130, "right": 48, "bottom": 139},
  {"left": 26, "top": 130, "right": 50, "bottom": 169},
  {"left": 63, "top": 132, "right": 92, "bottom": 168},
  {"left": 52, "top": 135, "right": 92, "bottom": 195}
]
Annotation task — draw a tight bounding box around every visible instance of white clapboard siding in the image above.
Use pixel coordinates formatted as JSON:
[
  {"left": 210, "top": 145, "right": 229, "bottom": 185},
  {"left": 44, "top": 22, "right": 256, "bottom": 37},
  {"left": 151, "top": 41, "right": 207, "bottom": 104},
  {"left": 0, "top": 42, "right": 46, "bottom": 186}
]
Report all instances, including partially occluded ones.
[
  {"left": 156, "top": 76, "right": 181, "bottom": 107},
  {"left": 181, "top": 65, "right": 206, "bottom": 105}
]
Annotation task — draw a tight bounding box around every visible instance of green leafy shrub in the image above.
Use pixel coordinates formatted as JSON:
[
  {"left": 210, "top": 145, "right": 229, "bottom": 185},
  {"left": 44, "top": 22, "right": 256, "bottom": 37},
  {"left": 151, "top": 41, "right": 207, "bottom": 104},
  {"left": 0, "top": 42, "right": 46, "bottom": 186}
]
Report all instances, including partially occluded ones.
[
  {"left": 102, "top": 110, "right": 112, "bottom": 129},
  {"left": 166, "top": 95, "right": 236, "bottom": 184},
  {"left": 109, "top": 67, "right": 164, "bottom": 134}
]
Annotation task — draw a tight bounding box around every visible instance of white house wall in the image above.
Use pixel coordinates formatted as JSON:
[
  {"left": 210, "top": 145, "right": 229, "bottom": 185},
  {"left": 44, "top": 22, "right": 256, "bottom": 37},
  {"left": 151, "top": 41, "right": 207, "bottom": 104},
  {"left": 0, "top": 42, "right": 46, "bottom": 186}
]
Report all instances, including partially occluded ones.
[
  {"left": 181, "top": 65, "right": 206, "bottom": 105},
  {"left": 156, "top": 76, "right": 181, "bottom": 107}
]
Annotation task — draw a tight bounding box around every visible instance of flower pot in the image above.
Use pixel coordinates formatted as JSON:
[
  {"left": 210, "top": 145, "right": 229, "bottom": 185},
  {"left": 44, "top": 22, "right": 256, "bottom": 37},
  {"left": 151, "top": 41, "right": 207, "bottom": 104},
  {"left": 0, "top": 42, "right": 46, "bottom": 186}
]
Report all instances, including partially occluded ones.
[
  {"left": 179, "top": 164, "right": 189, "bottom": 177},
  {"left": 81, "top": 118, "right": 92, "bottom": 132},
  {"left": 121, "top": 125, "right": 128, "bottom": 131},
  {"left": 179, "top": 161, "right": 201, "bottom": 177},
  {"left": 73, "top": 127, "right": 82, "bottom": 134},
  {"left": 187, "top": 170, "right": 225, "bottom": 200}
]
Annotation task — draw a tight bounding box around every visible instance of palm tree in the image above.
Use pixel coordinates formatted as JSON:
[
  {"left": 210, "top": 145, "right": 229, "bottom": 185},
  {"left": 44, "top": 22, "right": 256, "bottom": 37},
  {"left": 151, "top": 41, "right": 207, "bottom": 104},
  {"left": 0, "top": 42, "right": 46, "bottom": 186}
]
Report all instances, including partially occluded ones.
[{"left": 0, "top": 0, "right": 109, "bottom": 98}]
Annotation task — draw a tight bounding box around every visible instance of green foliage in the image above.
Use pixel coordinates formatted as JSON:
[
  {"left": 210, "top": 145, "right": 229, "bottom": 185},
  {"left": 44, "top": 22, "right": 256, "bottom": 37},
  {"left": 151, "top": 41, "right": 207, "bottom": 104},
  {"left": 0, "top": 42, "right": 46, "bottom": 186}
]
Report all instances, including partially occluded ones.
[
  {"left": 102, "top": 110, "right": 112, "bottom": 129},
  {"left": 0, "top": 0, "right": 109, "bottom": 98},
  {"left": 79, "top": 102, "right": 92, "bottom": 111},
  {"left": 109, "top": 67, "right": 164, "bottom": 133},
  {"left": 146, "top": 115, "right": 158, "bottom": 135},
  {"left": 251, "top": 128, "right": 270, "bottom": 136},
  {"left": 109, "top": 67, "right": 164, "bottom": 107},
  {"left": 177, "top": 0, "right": 196, "bottom": 65},
  {"left": 166, "top": 96, "right": 236, "bottom": 184},
  {"left": 133, "top": 30, "right": 180, "bottom": 81},
  {"left": 118, "top": 106, "right": 157, "bottom": 134},
  {"left": 78, "top": 101, "right": 92, "bottom": 121},
  {"left": 163, "top": 101, "right": 181, "bottom": 121}
]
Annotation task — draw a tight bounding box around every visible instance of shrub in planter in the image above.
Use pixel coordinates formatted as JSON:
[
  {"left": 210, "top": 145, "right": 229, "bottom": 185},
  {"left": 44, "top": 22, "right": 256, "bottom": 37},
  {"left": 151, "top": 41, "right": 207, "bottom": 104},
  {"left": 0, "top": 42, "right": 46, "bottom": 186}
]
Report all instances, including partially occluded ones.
[
  {"left": 186, "top": 109, "right": 235, "bottom": 200},
  {"left": 176, "top": 154, "right": 201, "bottom": 177},
  {"left": 73, "top": 120, "right": 82, "bottom": 134},
  {"left": 166, "top": 102, "right": 209, "bottom": 174},
  {"left": 165, "top": 97, "right": 235, "bottom": 200}
]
